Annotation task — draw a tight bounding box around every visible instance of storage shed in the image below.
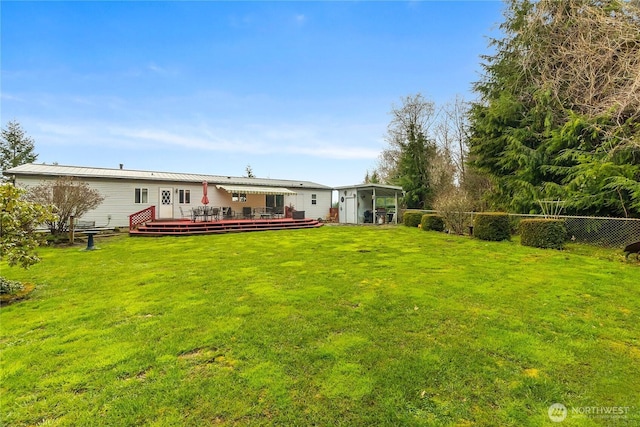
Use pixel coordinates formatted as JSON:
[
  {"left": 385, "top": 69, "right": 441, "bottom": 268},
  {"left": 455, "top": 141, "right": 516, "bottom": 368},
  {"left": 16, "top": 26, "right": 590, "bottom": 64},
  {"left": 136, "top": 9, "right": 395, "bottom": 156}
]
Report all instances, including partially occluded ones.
[{"left": 334, "top": 184, "right": 404, "bottom": 225}]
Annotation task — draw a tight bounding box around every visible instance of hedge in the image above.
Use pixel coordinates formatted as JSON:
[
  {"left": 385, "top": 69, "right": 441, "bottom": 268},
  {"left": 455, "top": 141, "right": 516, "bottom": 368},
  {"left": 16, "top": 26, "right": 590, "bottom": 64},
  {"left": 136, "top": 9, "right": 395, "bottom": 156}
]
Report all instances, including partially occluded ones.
[
  {"left": 403, "top": 212, "right": 423, "bottom": 228},
  {"left": 519, "top": 219, "right": 567, "bottom": 249},
  {"left": 421, "top": 214, "right": 445, "bottom": 232},
  {"left": 473, "top": 213, "right": 511, "bottom": 241}
]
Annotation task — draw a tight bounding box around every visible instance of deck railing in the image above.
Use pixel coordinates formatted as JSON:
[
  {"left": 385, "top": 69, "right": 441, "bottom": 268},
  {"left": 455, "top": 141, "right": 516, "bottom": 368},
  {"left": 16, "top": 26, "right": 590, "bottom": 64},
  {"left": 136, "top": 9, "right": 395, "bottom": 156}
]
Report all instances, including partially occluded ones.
[{"left": 129, "top": 206, "right": 156, "bottom": 230}]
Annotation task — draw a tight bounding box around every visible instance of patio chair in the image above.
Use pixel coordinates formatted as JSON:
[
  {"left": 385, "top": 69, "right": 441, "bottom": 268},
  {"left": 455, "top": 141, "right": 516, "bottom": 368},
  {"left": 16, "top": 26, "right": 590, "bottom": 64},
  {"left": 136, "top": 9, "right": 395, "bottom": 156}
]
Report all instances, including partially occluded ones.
[
  {"left": 191, "top": 206, "right": 203, "bottom": 222},
  {"left": 364, "top": 210, "right": 373, "bottom": 223},
  {"left": 273, "top": 206, "right": 284, "bottom": 218},
  {"left": 179, "top": 207, "right": 190, "bottom": 219},
  {"left": 242, "top": 207, "right": 254, "bottom": 219},
  {"left": 222, "top": 207, "right": 233, "bottom": 219}
]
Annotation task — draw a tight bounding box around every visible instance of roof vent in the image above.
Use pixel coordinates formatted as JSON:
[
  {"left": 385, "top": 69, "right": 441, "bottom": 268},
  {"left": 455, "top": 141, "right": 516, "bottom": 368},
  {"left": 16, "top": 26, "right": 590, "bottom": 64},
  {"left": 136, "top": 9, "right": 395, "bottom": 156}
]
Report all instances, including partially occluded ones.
[{"left": 119, "top": 164, "right": 124, "bottom": 170}]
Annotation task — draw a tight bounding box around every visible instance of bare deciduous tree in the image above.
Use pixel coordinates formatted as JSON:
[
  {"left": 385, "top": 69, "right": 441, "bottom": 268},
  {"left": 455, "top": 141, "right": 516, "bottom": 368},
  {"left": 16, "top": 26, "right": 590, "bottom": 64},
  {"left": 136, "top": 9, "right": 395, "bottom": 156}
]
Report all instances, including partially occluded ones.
[
  {"left": 434, "top": 96, "right": 469, "bottom": 185},
  {"left": 521, "top": 0, "right": 640, "bottom": 144},
  {"left": 24, "top": 177, "right": 104, "bottom": 234}
]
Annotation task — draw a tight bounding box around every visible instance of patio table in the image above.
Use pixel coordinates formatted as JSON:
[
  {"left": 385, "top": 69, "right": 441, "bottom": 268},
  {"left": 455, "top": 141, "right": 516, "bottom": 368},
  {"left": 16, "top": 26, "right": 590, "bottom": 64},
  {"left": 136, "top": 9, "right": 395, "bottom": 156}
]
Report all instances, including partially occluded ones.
[
  {"left": 193, "top": 206, "right": 221, "bottom": 221},
  {"left": 254, "top": 207, "right": 273, "bottom": 219}
]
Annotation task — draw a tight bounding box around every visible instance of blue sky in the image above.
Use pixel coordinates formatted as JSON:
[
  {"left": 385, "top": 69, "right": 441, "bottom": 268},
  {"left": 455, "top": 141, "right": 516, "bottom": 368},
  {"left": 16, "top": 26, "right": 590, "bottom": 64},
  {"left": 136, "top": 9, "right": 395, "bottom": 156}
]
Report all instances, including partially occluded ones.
[{"left": 1, "top": 1, "right": 504, "bottom": 187}]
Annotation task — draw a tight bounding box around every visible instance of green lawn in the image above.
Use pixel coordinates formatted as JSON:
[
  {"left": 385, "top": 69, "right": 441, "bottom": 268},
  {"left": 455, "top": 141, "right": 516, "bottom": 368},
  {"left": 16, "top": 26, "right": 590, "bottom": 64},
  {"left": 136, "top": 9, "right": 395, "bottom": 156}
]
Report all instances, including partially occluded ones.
[{"left": 1, "top": 226, "right": 638, "bottom": 426}]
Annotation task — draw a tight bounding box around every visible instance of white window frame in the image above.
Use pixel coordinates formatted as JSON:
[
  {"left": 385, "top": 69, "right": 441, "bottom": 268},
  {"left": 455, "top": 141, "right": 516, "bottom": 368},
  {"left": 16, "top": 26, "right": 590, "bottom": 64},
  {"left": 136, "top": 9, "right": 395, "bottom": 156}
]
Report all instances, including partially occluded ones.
[
  {"left": 232, "top": 192, "right": 247, "bottom": 203},
  {"left": 135, "top": 188, "right": 149, "bottom": 204},
  {"left": 179, "top": 189, "right": 191, "bottom": 204}
]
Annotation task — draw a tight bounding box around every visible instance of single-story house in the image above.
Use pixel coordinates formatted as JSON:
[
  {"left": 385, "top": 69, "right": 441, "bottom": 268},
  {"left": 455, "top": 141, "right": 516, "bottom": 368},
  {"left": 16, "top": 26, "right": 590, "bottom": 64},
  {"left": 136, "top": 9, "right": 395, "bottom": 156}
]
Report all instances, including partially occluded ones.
[
  {"left": 334, "top": 183, "right": 404, "bottom": 224},
  {"left": 4, "top": 163, "right": 333, "bottom": 227}
]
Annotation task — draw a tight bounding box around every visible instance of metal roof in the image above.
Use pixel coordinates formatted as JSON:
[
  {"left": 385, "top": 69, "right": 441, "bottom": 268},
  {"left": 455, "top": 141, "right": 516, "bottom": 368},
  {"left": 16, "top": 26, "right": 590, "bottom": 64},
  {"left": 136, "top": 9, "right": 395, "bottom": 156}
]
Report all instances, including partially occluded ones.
[
  {"left": 4, "top": 163, "right": 332, "bottom": 190},
  {"left": 334, "top": 183, "right": 403, "bottom": 191},
  {"left": 334, "top": 183, "right": 404, "bottom": 197}
]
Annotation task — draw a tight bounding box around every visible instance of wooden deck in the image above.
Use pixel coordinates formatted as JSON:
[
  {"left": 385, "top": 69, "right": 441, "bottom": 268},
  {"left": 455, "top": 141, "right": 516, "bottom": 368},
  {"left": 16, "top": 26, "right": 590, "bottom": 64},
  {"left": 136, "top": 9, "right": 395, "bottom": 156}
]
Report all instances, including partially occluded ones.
[{"left": 129, "top": 217, "right": 323, "bottom": 236}]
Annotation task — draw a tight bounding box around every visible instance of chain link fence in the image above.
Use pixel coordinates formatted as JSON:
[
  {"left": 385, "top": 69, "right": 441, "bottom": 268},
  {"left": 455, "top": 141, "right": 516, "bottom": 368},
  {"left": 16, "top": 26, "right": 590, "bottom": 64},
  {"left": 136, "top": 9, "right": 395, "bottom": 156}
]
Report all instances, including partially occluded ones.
[
  {"left": 418, "top": 210, "right": 640, "bottom": 249},
  {"left": 510, "top": 213, "right": 640, "bottom": 248}
]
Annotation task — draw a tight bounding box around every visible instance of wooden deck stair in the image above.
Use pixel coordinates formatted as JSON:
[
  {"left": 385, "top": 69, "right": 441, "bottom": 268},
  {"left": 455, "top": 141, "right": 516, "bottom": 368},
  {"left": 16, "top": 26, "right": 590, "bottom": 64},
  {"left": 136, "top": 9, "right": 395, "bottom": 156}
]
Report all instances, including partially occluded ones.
[{"left": 129, "top": 218, "right": 323, "bottom": 236}]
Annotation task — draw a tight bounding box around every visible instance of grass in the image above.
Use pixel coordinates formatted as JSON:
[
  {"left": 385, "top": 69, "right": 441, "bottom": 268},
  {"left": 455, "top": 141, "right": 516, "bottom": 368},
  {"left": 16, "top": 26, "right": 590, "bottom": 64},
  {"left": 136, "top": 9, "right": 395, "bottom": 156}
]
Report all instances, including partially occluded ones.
[{"left": 1, "top": 225, "right": 639, "bottom": 426}]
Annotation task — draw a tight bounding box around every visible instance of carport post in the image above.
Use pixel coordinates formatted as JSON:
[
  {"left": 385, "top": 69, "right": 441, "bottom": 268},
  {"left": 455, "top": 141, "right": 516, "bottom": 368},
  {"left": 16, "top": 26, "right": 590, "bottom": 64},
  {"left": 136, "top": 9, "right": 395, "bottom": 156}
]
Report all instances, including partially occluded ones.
[
  {"left": 355, "top": 190, "right": 358, "bottom": 224},
  {"left": 394, "top": 191, "right": 398, "bottom": 224},
  {"left": 372, "top": 188, "right": 376, "bottom": 223}
]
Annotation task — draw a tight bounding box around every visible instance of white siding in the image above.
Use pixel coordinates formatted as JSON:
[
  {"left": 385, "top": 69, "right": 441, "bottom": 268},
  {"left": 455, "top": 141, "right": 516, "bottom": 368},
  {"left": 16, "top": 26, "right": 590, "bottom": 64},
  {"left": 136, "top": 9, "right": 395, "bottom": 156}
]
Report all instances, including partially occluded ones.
[
  {"left": 284, "top": 190, "right": 331, "bottom": 220},
  {"left": 15, "top": 177, "right": 171, "bottom": 227},
  {"left": 14, "top": 176, "right": 333, "bottom": 227},
  {"left": 338, "top": 188, "right": 359, "bottom": 224}
]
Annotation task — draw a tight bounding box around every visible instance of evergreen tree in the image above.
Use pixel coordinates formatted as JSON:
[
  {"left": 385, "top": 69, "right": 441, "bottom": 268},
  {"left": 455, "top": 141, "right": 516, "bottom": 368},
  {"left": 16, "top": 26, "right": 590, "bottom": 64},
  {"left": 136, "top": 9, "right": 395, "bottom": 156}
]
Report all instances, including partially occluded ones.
[
  {"left": 396, "top": 123, "right": 436, "bottom": 208},
  {"left": 469, "top": 0, "right": 640, "bottom": 216},
  {"left": 1, "top": 121, "right": 38, "bottom": 175},
  {"left": 379, "top": 94, "right": 439, "bottom": 209}
]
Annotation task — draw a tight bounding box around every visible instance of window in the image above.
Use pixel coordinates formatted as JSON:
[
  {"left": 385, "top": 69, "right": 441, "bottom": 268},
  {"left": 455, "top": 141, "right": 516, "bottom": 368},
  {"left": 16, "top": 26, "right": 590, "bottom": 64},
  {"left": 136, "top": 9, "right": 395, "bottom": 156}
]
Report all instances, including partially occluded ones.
[
  {"left": 179, "top": 189, "right": 191, "bottom": 204},
  {"left": 135, "top": 188, "right": 148, "bottom": 204},
  {"left": 232, "top": 192, "right": 247, "bottom": 202},
  {"left": 266, "top": 194, "right": 284, "bottom": 209},
  {"left": 311, "top": 194, "right": 317, "bottom": 205}
]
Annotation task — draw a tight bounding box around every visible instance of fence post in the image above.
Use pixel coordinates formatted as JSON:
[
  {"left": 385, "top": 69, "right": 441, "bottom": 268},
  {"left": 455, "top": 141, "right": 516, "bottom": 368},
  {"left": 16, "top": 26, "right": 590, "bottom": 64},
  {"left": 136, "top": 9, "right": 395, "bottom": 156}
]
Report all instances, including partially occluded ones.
[{"left": 69, "top": 215, "right": 75, "bottom": 245}]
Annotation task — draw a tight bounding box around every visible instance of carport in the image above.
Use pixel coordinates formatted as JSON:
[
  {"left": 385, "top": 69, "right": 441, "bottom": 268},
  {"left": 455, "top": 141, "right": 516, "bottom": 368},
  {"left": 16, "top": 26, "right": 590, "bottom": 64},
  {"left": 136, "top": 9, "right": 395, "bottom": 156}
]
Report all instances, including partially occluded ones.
[{"left": 335, "top": 184, "right": 404, "bottom": 225}]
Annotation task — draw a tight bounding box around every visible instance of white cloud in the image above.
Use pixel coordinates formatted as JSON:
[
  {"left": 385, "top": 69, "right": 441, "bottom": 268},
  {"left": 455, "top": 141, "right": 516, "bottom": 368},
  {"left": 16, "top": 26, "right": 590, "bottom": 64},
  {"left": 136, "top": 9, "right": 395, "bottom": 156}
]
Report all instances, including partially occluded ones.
[
  {"left": 294, "top": 14, "right": 306, "bottom": 26},
  {"left": 148, "top": 63, "right": 165, "bottom": 73},
  {"left": 111, "top": 122, "right": 381, "bottom": 161},
  {"left": 10, "top": 85, "right": 386, "bottom": 167},
  {"left": 0, "top": 92, "right": 25, "bottom": 103},
  {"left": 286, "top": 144, "right": 379, "bottom": 160},
  {"left": 228, "top": 13, "right": 256, "bottom": 29},
  {"left": 146, "top": 62, "right": 179, "bottom": 77}
]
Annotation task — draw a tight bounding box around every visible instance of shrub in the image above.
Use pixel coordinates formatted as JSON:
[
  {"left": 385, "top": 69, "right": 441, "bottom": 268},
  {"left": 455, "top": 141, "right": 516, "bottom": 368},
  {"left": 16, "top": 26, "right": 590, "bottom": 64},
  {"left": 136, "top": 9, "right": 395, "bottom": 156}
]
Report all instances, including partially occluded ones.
[
  {"left": 0, "top": 277, "right": 24, "bottom": 295},
  {"left": 403, "top": 211, "right": 423, "bottom": 228},
  {"left": 432, "top": 189, "right": 473, "bottom": 235},
  {"left": 1, "top": 183, "right": 57, "bottom": 268},
  {"left": 421, "top": 214, "right": 445, "bottom": 232},
  {"left": 520, "top": 219, "right": 567, "bottom": 249},
  {"left": 473, "top": 213, "right": 511, "bottom": 241}
]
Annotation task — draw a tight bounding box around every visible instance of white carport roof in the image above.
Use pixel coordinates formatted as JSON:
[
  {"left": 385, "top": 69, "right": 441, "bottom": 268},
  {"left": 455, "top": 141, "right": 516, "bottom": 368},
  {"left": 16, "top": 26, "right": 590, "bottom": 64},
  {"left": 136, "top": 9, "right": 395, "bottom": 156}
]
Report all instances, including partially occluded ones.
[
  {"left": 216, "top": 185, "right": 297, "bottom": 195},
  {"left": 334, "top": 183, "right": 404, "bottom": 197}
]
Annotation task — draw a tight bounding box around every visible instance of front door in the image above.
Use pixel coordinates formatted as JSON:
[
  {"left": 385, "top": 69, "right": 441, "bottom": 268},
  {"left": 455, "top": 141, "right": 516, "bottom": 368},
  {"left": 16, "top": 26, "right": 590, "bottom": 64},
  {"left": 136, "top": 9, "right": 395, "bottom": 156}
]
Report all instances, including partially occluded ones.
[
  {"left": 345, "top": 195, "right": 356, "bottom": 224},
  {"left": 158, "top": 187, "right": 174, "bottom": 219}
]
